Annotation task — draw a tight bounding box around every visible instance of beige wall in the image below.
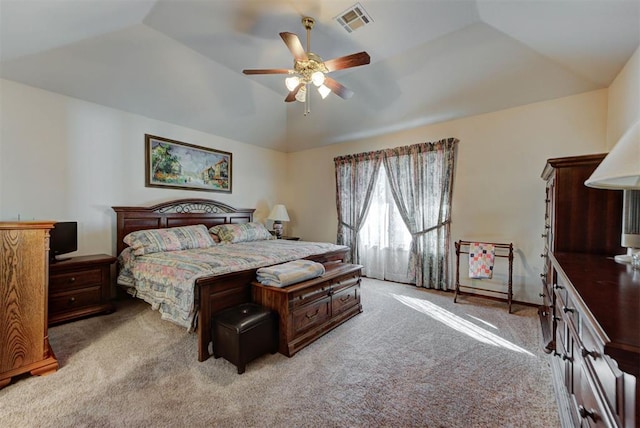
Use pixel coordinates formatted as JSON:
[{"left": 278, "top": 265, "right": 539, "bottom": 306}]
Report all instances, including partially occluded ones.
[
  {"left": 0, "top": 79, "right": 288, "bottom": 256},
  {"left": 607, "top": 46, "right": 640, "bottom": 148},
  {"left": 287, "top": 89, "right": 609, "bottom": 303}
]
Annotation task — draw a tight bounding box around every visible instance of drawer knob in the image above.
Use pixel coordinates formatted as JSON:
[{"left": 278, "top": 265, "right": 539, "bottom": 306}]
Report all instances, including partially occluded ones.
[
  {"left": 581, "top": 348, "right": 599, "bottom": 359},
  {"left": 539, "top": 293, "right": 545, "bottom": 298},
  {"left": 553, "top": 351, "right": 572, "bottom": 362},
  {"left": 562, "top": 306, "right": 574, "bottom": 314},
  {"left": 540, "top": 273, "right": 547, "bottom": 279},
  {"left": 554, "top": 284, "right": 564, "bottom": 290},
  {"left": 69, "top": 277, "right": 76, "bottom": 283},
  {"left": 578, "top": 405, "right": 597, "bottom": 421},
  {"left": 540, "top": 253, "right": 546, "bottom": 258},
  {"left": 541, "top": 233, "right": 548, "bottom": 238},
  {"left": 68, "top": 297, "right": 76, "bottom": 305},
  {"left": 553, "top": 316, "right": 561, "bottom": 322}
]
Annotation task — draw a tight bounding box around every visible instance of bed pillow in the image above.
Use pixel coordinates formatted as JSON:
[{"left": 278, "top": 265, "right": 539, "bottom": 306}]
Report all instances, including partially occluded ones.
[
  {"left": 123, "top": 224, "right": 216, "bottom": 255},
  {"left": 209, "top": 222, "right": 274, "bottom": 244}
]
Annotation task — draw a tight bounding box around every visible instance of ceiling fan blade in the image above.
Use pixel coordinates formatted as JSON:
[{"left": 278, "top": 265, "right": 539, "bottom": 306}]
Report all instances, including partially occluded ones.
[
  {"left": 324, "top": 77, "right": 354, "bottom": 99},
  {"left": 285, "top": 83, "right": 305, "bottom": 103},
  {"left": 243, "top": 69, "right": 292, "bottom": 75},
  {"left": 280, "top": 32, "right": 308, "bottom": 61},
  {"left": 323, "top": 51, "right": 370, "bottom": 72}
]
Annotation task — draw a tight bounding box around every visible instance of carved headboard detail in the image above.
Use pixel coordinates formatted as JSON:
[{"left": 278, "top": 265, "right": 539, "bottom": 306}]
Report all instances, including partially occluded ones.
[{"left": 112, "top": 199, "right": 255, "bottom": 255}]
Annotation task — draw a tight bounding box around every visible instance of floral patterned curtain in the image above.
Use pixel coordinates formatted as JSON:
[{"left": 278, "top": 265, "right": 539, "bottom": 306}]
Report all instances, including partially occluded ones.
[
  {"left": 334, "top": 151, "right": 382, "bottom": 263},
  {"left": 335, "top": 138, "right": 458, "bottom": 289},
  {"left": 383, "top": 138, "right": 458, "bottom": 289}
]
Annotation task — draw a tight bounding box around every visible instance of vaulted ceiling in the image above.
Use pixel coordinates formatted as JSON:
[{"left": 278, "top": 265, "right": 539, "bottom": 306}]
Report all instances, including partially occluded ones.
[{"left": 1, "top": 0, "right": 638, "bottom": 152}]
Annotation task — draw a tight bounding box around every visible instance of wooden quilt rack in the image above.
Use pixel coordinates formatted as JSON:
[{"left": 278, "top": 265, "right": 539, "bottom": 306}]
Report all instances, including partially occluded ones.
[{"left": 454, "top": 240, "right": 514, "bottom": 313}]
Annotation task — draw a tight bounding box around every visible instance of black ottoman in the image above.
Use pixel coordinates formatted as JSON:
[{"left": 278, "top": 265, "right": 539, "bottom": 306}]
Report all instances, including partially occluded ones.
[{"left": 212, "top": 303, "right": 277, "bottom": 374}]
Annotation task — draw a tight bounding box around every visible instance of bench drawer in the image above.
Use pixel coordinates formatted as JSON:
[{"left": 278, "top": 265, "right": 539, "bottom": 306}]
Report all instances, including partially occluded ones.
[
  {"left": 292, "top": 298, "right": 331, "bottom": 335},
  {"left": 332, "top": 284, "right": 360, "bottom": 316}
]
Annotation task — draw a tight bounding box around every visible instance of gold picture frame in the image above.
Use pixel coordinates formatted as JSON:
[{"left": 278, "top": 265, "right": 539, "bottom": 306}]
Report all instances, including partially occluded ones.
[{"left": 144, "top": 134, "right": 232, "bottom": 193}]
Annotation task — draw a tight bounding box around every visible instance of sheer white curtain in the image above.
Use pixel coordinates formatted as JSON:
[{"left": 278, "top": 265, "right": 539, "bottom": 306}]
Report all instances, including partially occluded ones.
[{"left": 358, "top": 167, "right": 413, "bottom": 283}]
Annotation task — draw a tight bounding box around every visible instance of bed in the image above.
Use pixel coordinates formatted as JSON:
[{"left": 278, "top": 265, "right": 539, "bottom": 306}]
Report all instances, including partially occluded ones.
[{"left": 112, "top": 198, "right": 348, "bottom": 362}]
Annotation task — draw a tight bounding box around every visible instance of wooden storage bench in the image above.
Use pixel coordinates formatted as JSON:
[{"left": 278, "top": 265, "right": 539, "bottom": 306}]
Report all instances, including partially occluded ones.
[{"left": 251, "top": 263, "right": 362, "bottom": 357}]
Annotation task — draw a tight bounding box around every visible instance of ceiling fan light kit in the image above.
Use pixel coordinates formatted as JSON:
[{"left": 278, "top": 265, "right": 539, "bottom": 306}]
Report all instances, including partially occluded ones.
[{"left": 242, "top": 16, "right": 370, "bottom": 115}]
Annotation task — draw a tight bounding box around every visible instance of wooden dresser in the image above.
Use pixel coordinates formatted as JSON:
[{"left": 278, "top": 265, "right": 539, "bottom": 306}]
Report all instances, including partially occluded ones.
[
  {"left": 252, "top": 263, "right": 362, "bottom": 357},
  {"left": 49, "top": 254, "right": 117, "bottom": 325},
  {"left": 0, "top": 222, "right": 58, "bottom": 389},
  {"left": 540, "top": 155, "right": 637, "bottom": 427}
]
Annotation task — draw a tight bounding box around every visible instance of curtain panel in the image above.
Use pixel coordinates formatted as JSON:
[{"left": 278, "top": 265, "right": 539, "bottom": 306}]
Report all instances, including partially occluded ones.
[
  {"left": 334, "top": 151, "right": 382, "bottom": 263},
  {"left": 383, "top": 139, "right": 458, "bottom": 289},
  {"left": 334, "top": 138, "right": 458, "bottom": 289}
]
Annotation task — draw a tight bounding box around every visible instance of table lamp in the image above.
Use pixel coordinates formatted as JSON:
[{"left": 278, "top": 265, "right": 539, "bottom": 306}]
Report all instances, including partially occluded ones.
[
  {"left": 268, "top": 204, "right": 290, "bottom": 238},
  {"left": 585, "top": 120, "right": 640, "bottom": 263}
]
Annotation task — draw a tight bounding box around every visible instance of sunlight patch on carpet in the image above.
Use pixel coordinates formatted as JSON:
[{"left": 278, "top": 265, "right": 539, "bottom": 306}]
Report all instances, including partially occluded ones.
[
  {"left": 391, "top": 294, "right": 534, "bottom": 356},
  {"left": 466, "top": 314, "right": 498, "bottom": 329}
]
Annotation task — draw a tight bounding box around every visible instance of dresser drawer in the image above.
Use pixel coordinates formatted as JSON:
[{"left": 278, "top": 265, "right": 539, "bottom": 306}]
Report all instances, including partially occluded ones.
[
  {"left": 558, "top": 290, "right": 579, "bottom": 329},
  {"left": 332, "top": 284, "right": 360, "bottom": 316},
  {"left": 50, "top": 268, "right": 103, "bottom": 291},
  {"left": 49, "top": 286, "right": 102, "bottom": 315},
  {"left": 292, "top": 298, "right": 331, "bottom": 335},
  {"left": 554, "top": 306, "right": 567, "bottom": 351},
  {"left": 581, "top": 323, "right": 625, "bottom": 420},
  {"left": 573, "top": 355, "right": 611, "bottom": 427}
]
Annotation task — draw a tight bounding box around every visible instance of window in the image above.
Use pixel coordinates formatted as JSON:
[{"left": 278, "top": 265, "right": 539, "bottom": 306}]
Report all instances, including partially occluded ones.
[
  {"left": 335, "top": 138, "right": 458, "bottom": 289},
  {"left": 358, "top": 167, "right": 413, "bottom": 283}
]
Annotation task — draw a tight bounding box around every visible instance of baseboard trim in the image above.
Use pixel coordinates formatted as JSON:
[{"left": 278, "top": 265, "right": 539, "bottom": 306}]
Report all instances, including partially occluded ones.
[{"left": 448, "top": 289, "right": 538, "bottom": 309}]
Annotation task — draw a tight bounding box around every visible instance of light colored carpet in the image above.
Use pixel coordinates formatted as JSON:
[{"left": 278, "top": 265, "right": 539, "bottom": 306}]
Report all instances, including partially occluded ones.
[{"left": 0, "top": 278, "right": 560, "bottom": 427}]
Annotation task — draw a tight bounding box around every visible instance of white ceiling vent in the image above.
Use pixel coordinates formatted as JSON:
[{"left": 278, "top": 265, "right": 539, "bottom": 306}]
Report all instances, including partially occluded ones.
[{"left": 335, "top": 3, "right": 373, "bottom": 33}]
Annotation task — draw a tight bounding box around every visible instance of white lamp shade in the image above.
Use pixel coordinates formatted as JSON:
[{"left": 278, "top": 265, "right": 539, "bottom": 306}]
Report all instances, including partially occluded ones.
[
  {"left": 268, "top": 204, "right": 290, "bottom": 222},
  {"left": 311, "top": 71, "right": 325, "bottom": 87},
  {"left": 295, "top": 85, "right": 306, "bottom": 103},
  {"left": 317, "top": 84, "right": 331, "bottom": 99},
  {"left": 285, "top": 76, "right": 300, "bottom": 91},
  {"left": 585, "top": 120, "right": 640, "bottom": 189}
]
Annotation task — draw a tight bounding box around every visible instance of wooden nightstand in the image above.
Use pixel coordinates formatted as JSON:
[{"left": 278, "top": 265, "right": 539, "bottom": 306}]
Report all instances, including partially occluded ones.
[{"left": 48, "top": 254, "right": 117, "bottom": 325}]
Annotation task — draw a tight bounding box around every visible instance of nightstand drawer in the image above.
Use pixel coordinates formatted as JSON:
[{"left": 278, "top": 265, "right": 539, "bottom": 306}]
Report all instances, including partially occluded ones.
[
  {"left": 50, "top": 268, "right": 103, "bottom": 291},
  {"left": 49, "top": 286, "right": 102, "bottom": 315}
]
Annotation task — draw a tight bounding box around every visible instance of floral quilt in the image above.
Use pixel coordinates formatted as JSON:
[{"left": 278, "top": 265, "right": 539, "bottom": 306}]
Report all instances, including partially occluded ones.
[{"left": 117, "top": 240, "right": 347, "bottom": 330}]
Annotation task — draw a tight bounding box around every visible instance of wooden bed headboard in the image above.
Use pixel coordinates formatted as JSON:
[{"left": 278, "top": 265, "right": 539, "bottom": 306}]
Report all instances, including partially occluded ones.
[{"left": 112, "top": 199, "right": 254, "bottom": 255}]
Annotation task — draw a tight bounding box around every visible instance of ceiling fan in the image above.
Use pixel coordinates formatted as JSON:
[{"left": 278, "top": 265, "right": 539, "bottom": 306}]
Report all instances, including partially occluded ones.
[{"left": 242, "top": 16, "right": 370, "bottom": 112}]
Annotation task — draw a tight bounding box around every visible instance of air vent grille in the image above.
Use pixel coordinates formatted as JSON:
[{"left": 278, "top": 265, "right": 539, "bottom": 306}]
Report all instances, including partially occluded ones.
[{"left": 335, "top": 3, "right": 373, "bottom": 33}]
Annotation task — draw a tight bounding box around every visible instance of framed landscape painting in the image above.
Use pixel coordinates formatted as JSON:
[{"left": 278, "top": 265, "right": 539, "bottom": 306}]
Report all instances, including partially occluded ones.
[{"left": 145, "top": 134, "right": 232, "bottom": 193}]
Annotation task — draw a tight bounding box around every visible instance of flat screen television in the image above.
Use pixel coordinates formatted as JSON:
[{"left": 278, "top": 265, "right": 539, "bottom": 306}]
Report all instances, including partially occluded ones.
[{"left": 49, "top": 221, "right": 77, "bottom": 263}]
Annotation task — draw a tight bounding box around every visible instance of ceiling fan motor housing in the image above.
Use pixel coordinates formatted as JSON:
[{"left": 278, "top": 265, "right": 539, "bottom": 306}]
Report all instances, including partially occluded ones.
[{"left": 294, "top": 52, "right": 328, "bottom": 83}]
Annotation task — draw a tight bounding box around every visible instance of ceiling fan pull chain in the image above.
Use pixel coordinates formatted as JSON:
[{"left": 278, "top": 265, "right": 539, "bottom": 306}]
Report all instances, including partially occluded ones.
[{"left": 305, "top": 85, "right": 310, "bottom": 116}]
